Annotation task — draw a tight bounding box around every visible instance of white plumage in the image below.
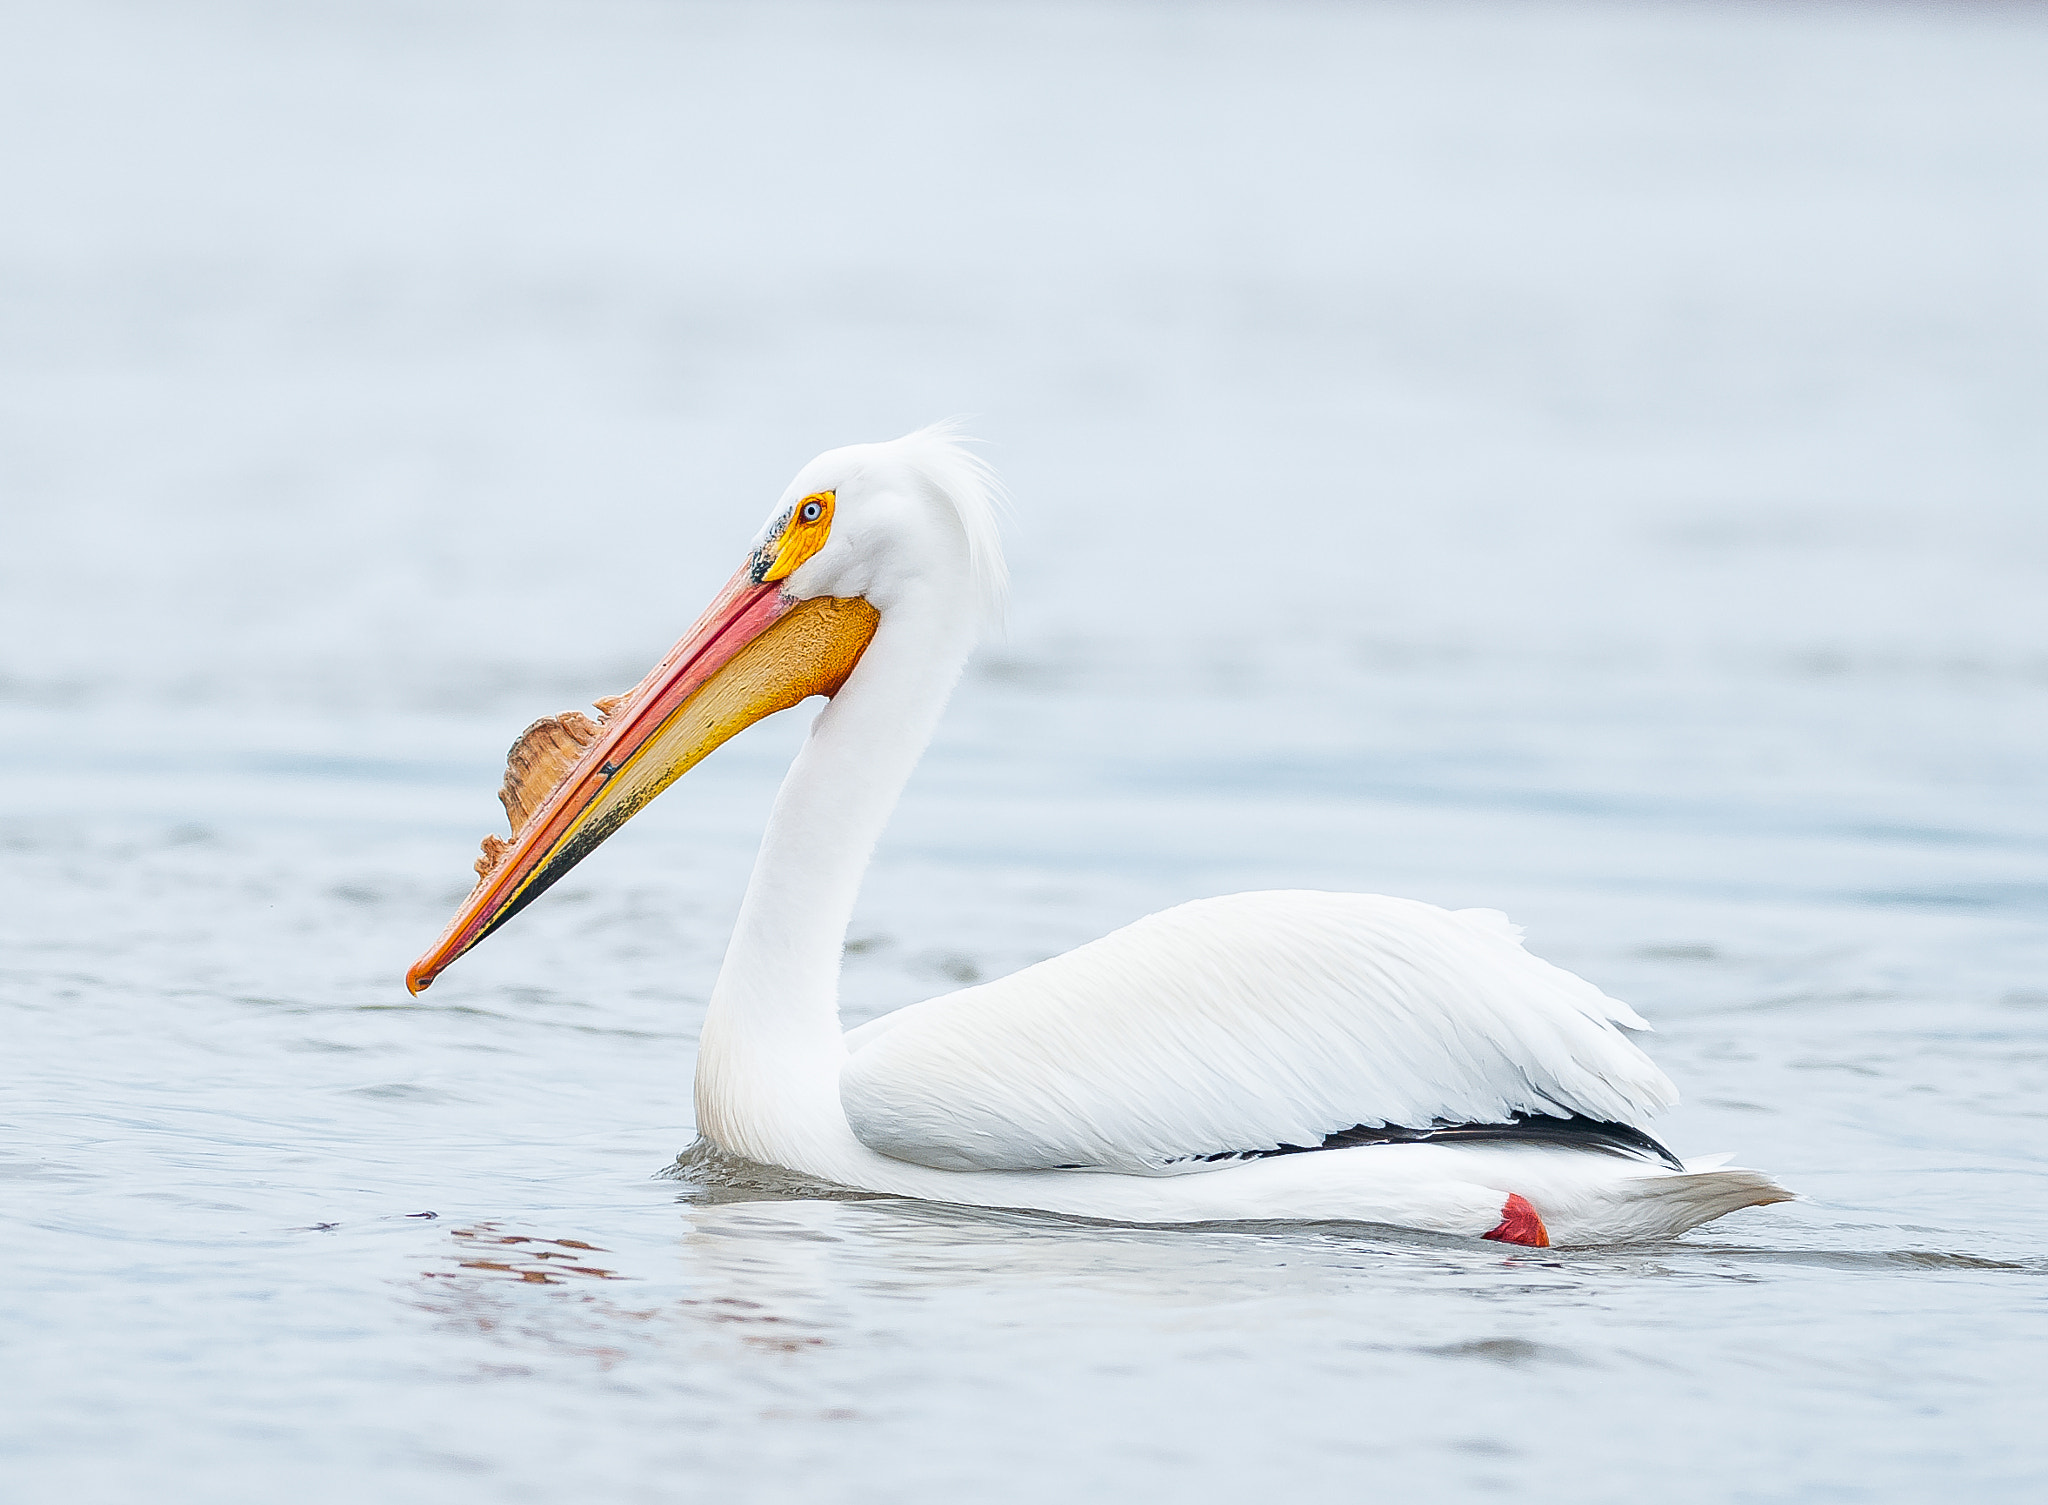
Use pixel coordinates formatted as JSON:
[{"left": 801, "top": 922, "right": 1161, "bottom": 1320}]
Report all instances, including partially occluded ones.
[{"left": 842, "top": 892, "right": 1676, "bottom": 1175}]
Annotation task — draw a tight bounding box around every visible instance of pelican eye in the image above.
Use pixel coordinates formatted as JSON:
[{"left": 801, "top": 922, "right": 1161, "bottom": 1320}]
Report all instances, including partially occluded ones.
[{"left": 755, "top": 490, "right": 837, "bottom": 583}]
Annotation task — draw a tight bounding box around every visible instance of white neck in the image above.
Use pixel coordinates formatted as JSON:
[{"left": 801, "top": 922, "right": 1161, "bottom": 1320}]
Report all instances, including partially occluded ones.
[{"left": 693, "top": 589, "right": 973, "bottom": 1163}]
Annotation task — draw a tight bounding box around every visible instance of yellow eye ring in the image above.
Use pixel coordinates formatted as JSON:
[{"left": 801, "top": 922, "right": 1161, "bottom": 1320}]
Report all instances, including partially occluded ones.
[{"left": 755, "top": 491, "right": 836, "bottom": 583}]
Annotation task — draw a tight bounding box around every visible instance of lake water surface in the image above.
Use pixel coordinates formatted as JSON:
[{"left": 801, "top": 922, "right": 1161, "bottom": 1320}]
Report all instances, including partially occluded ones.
[{"left": 4, "top": 2, "right": 2046, "bottom": 1501}]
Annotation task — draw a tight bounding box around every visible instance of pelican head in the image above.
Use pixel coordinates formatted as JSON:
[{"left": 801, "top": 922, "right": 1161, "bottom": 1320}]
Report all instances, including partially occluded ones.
[
  {"left": 405, "top": 424, "right": 1004, "bottom": 994},
  {"left": 751, "top": 427, "right": 1006, "bottom": 623}
]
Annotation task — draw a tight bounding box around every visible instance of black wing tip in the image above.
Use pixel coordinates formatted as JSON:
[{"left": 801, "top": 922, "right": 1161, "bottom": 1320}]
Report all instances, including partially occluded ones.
[{"left": 1240, "top": 1113, "right": 1686, "bottom": 1171}]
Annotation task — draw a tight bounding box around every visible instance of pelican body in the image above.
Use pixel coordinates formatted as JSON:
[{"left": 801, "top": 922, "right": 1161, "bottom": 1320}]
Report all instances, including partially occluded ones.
[{"left": 409, "top": 428, "right": 1789, "bottom": 1246}]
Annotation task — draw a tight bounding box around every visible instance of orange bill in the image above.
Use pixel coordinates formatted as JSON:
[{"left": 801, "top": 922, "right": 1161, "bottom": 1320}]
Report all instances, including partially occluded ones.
[{"left": 406, "top": 565, "right": 879, "bottom": 994}]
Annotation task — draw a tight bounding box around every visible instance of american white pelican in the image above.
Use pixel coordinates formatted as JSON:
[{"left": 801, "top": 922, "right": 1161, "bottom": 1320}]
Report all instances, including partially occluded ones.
[{"left": 408, "top": 426, "right": 1790, "bottom": 1246}]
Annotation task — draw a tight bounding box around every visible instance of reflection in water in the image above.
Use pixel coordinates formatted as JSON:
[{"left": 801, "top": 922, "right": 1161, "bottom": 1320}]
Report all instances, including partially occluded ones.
[
  {"left": 431, "top": 1225, "right": 623, "bottom": 1284},
  {"left": 413, "top": 1206, "right": 851, "bottom": 1374}
]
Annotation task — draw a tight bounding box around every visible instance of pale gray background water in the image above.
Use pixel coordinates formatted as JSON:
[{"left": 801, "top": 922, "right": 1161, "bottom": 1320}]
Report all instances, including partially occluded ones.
[{"left": 4, "top": 1, "right": 2045, "bottom": 1500}]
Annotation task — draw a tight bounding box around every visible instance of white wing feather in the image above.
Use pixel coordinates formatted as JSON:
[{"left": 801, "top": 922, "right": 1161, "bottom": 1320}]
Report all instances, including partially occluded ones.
[{"left": 839, "top": 892, "right": 1677, "bottom": 1176}]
